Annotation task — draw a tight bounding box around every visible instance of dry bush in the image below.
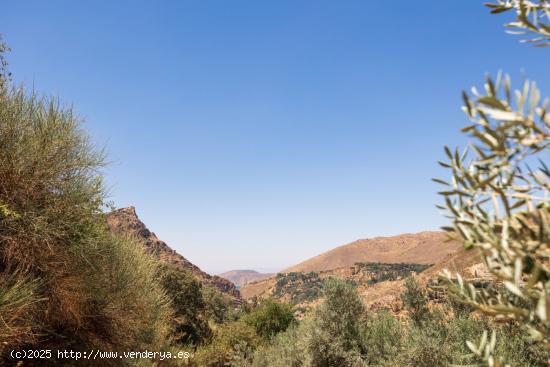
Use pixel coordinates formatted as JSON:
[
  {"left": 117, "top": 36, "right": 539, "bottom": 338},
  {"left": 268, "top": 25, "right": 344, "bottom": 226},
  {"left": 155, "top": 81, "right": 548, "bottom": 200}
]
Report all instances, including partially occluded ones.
[{"left": 0, "top": 85, "right": 173, "bottom": 365}]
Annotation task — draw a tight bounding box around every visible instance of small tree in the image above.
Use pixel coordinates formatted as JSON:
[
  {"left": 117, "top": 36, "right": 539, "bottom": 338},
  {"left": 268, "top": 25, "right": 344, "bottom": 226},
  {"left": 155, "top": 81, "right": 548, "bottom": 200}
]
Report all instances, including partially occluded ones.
[
  {"left": 157, "top": 263, "right": 212, "bottom": 345},
  {"left": 304, "top": 278, "right": 366, "bottom": 367},
  {"left": 241, "top": 299, "right": 294, "bottom": 340},
  {"left": 401, "top": 276, "right": 430, "bottom": 325}
]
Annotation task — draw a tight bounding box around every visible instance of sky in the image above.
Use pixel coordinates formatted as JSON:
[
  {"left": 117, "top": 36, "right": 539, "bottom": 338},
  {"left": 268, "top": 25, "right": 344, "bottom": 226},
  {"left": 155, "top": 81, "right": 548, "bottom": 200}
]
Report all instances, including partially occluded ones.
[{"left": 2, "top": 1, "right": 549, "bottom": 274}]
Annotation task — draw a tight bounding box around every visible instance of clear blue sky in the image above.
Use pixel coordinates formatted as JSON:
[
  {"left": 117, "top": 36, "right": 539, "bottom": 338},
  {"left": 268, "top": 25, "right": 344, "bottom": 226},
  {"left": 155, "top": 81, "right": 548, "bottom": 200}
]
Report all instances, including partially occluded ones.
[{"left": 2, "top": 1, "right": 549, "bottom": 274}]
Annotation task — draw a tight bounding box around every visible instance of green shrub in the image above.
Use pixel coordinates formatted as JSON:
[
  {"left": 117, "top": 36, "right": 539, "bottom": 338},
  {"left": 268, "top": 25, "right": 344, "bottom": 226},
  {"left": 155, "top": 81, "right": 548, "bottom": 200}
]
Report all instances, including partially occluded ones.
[
  {"left": 202, "top": 285, "right": 235, "bottom": 324},
  {"left": 361, "top": 312, "right": 402, "bottom": 366},
  {"left": 157, "top": 263, "right": 211, "bottom": 345},
  {"left": 191, "top": 321, "right": 260, "bottom": 367},
  {"left": 401, "top": 276, "right": 429, "bottom": 325},
  {"left": 397, "top": 326, "right": 453, "bottom": 367},
  {"left": 302, "top": 278, "right": 366, "bottom": 367},
  {"left": 241, "top": 299, "right": 294, "bottom": 340},
  {"left": 250, "top": 324, "right": 305, "bottom": 367}
]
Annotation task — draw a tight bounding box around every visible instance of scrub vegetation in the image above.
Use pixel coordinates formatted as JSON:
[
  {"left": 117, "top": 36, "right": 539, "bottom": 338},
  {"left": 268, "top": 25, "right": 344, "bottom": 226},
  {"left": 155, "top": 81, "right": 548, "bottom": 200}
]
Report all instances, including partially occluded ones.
[{"left": 1, "top": 1, "right": 549, "bottom": 366}]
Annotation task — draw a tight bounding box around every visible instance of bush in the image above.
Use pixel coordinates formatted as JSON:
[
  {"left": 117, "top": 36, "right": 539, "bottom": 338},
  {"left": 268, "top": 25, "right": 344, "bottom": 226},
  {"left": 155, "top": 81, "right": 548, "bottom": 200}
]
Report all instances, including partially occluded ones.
[
  {"left": 191, "top": 321, "right": 260, "bottom": 367},
  {"left": 250, "top": 324, "right": 305, "bottom": 367},
  {"left": 397, "top": 327, "right": 453, "bottom": 367},
  {"left": 361, "top": 312, "right": 402, "bottom": 366},
  {"left": 202, "top": 285, "right": 235, "bottom": 324},
  {"left": 303, "top": 278, "right": 366, "bottom": 367},
  {"left": 0, "top": 85, "right": 172, "bottom": 365},
  {"left": 157, "top": 263, "right": 211, "bottom": 345},
  {"left": 241, "top": 299, "right": 294, "bottom": 340},
  {"left": 401, "top": 276, "right": 429, "bottom": 324}
]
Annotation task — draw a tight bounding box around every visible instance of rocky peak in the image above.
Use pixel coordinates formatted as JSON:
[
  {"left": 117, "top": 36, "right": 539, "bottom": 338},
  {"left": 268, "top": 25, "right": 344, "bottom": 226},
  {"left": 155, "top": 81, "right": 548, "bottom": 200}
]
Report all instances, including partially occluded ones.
[{"left": 106, "top": 206, "right": 240, "bottom": 300}]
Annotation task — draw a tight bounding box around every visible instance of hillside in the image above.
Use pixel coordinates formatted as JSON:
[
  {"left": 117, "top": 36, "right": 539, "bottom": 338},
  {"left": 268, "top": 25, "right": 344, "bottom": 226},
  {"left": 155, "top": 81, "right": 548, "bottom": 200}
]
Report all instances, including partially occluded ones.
[
  {"left": 106, "top": 206, "right": 240, "bottom": 299},
  {"left": 285, "top": 231, "right": 460, "bottom": 273},
  {"left": 219, "top": 270, "right": 274, "bottom": 287},
  {"left": 241, "top": 231, "right": 483, "bottom": 309}
]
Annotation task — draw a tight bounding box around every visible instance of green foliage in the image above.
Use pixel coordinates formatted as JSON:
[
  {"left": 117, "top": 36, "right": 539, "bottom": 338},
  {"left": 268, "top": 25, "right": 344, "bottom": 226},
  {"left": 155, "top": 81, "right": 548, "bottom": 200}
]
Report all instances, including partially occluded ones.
[
  {"left": 241, "top": 299, "right": 295, "bottom": 340},
  {"left": 83, "top": 231, "right": 173, "bottom": 354},
  {"left": 355, "top": 262, "right": 431, "bottom": 285},
  {"left": 273, "top": 272, "right": 324, "bottom": 304},
  {"left": 249, "top": 324, "right": 304, "bottom": 367},
  {"left": 245, "top": 277, "right": 548, "bottom": 367},
  {"left": 485, "top": 1, "right": 550, "bottom": 46},
  {"left": 401, "top": 276, "right": 430, "bottom": 324},
  {"left": 398, "top": 326, "right": 454, "bottom": 367},
  {"left": 191, "top": 321, "right": 261, "bottom": 367},
  {"left": 360, "top": 312, "right": 402, "bottom": 367},
  {"left": 202, "top": 285, "right": 235, "bottom": 324},
  {"left": 157, "top": 263, "right": 212, "bottom": 345},
  {"left": 303, "top": 278, "right": 366, "bottom": 367}
]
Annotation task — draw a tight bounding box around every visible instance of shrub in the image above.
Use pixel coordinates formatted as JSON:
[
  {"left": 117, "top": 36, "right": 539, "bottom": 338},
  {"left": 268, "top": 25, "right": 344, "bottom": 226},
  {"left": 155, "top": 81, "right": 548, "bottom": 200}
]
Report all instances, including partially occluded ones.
[
  {"left": 0, "top": 272, "right": 42, "bottom": 351},
  {"left": 0, "top": 81, "right": 172, "bottom": 364},
  {"left": 361, "top": 312, "right": 402, "bottom": 366},
  {"left": 303, "top": 278, "right": 366, "bottom": 367},
  {"left": 241, "top": 299, "right": 294, "bottom": 340},
  {"left": 250, "top": 324, "right": 305, "bottom": 367},
  {"left": 191, "top": 321, "right": 260, "bottom": 367},
  {"left": 157, "top": 263, "right": 211, "bottom": 345},
  {"left": 397, "top": 326, "right": 453, "bottom": 367},
  {"left": 202, "top": 285, "right": 235, "bottom": 324},
  {"left": 401, "top": 276, "right": 430, "bottom": 324}
]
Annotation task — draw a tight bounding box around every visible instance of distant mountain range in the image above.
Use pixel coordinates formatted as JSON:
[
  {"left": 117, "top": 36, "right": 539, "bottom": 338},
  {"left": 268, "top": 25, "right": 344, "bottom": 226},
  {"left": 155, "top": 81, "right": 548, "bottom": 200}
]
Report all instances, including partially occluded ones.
[{"left": 219, "top": 270, "right": 274, "bottom": 287}]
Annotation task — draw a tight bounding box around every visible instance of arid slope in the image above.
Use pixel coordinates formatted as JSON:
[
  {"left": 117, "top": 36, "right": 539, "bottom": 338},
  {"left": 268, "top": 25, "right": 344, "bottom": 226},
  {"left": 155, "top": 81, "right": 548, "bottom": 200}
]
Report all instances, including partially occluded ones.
[
  {"left": 241, "top": 231, "right": 482, "bottom": 307},
  {"left": 285, "top": 231, "right": 460, "bottom": 273}
]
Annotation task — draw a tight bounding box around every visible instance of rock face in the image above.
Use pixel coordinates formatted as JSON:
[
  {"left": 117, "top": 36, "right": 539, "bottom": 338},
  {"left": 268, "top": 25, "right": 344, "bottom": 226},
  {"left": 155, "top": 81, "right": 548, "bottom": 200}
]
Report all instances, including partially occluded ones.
[{"left": 106, "top": 206, "right": 240, "bottom": 300}]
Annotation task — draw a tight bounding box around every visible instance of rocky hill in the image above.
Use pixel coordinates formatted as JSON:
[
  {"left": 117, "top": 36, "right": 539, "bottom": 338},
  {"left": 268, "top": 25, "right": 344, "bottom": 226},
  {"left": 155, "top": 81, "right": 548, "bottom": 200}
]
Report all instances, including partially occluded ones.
[
  {"left": 106, "top": 206, "right": 240, "bottom": 300},
  {"left": 219, "top": 270, "right": 274, "bottom": 287},
  {"left": 241, "top": 231, "right": 484, "bottom": 311},
  {"left": 285, "top": 231, "right": 460, "bottom": 273}
]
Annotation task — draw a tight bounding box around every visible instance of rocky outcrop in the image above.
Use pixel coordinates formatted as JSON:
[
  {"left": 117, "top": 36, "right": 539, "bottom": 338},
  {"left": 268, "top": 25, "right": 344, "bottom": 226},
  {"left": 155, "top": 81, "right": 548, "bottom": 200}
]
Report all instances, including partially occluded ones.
[{"left": 106, "top": 206, "right": 240, "bottom": 300}]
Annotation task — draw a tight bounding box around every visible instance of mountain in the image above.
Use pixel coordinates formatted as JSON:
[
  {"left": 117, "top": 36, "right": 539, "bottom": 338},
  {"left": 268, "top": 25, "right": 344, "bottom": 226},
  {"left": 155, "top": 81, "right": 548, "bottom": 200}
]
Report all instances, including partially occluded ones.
[
  {"left": 219, "top": 270, "right": 274, "bottom": 287},
  {"left": 106, "top": 206, "right": 240, "bottom": 300},
  {"left": 240, "top": 231, "right": 483, "bottom": 309},
  {"left": 285, "top": 231, "right": 460, "bottom": 273}
]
